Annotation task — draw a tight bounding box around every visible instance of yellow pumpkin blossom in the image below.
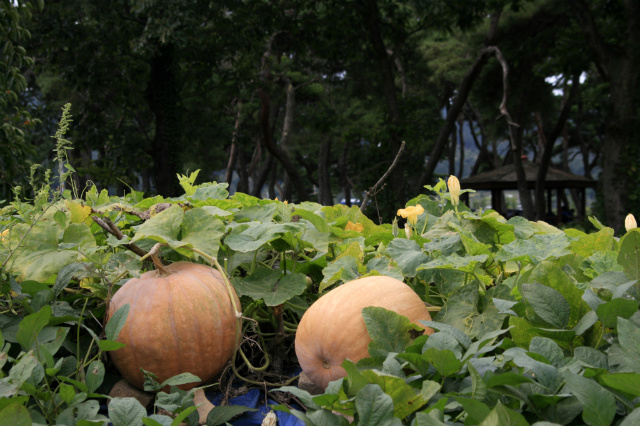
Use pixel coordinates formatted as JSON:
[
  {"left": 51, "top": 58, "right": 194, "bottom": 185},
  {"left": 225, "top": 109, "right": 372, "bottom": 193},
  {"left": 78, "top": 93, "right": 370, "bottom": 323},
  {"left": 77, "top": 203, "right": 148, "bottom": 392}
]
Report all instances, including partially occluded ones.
[
  {"left": 625, "top": 213, "right": 637, "bottom": 232},
  {"left": 448, "top": 175, "right": 461, "bottom": 206},
  {"left": 0, "top": 229, "right": 8, "bottom": 242},
  {"left": 397, "top": 204, "right": 424, "bottom": 226},
  {"left": 345, "top": 221, "right": 364, "bottom": 232}
]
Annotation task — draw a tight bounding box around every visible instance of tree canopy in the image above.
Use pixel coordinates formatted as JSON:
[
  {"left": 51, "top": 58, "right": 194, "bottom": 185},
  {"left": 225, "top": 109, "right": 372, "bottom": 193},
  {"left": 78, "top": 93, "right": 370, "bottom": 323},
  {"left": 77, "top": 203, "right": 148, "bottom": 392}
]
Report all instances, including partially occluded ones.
[{"left": 3, "top": 0, "right": 639, "bottom": 228}]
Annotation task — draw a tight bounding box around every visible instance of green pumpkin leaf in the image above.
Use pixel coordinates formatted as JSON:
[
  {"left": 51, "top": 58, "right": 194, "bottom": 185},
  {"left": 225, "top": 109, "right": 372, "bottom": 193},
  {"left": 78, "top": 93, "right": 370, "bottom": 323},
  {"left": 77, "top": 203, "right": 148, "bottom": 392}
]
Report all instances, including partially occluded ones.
[
  {"left": 385, "top": 238, "right": 428, "bottom": 277},
  {"left": 231, "top": 268, "right": 307, "bottom": 306},
  {"left": 178, "top": 208, "right": 225, "bottom": 258},
  {"left": 131, "top": 204, "right": 184, "bottom": 246},
  {"left": 319, "top": 256, "right": 361, "bottom": 293},
  {"left": 495, "top": 233, "right": 571, "bottom": 265},
  {"left": 293, "top": 208, "right": 330, "bottom": 232},
  {"left": 225, "top": 222, "right": 304, "bottom": 253},
  {"left": 7, "top": 222, "right": 80, "bottom": 282},
  {"left": 362, "top": 307, "right": 424, "bottom": 358}
]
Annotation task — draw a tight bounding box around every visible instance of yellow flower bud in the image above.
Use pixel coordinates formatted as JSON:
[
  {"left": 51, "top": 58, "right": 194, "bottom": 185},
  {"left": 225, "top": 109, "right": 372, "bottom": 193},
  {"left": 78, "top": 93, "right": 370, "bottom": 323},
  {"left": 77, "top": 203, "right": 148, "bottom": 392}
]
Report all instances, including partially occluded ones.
[
  {"left": 397, "top": 204, "right": 424, "bottom": 226},
  {"left": 448, "top": 175, "right": 461, "bottom": 206},
  {"left": 345, "top": 220, "right": 364, "bottom": 232},
  {"left": 625, "top": 213, "right": 637, "bottom": 232}
]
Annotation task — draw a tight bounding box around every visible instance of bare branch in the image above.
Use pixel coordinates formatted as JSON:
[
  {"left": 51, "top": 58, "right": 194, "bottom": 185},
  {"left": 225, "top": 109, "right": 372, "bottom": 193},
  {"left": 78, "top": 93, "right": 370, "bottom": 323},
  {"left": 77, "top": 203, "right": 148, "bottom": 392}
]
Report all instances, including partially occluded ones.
[
  {"left": 92, "top": 216, "right": 148, "bottom": 258},
  {"left": 360, "top": 141, "right": 406, "bottom": 212}
]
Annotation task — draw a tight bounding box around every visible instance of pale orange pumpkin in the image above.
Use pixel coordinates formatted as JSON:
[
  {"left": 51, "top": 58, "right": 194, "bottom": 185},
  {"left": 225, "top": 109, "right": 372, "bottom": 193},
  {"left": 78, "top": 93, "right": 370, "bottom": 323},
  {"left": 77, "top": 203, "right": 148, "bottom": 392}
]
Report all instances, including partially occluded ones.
[
  {"left": 106, "top": 261, "right": 240, "bottom": 390},
  {"left": 295, "top": 275, "right": 433, "bottom": 389}
]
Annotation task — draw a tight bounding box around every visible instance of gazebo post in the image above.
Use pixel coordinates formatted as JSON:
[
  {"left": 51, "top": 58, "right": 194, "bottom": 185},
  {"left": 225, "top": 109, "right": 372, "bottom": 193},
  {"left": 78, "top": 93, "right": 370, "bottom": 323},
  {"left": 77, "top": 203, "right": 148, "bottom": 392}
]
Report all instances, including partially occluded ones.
[
  {"left": 556, "top": 188, "right": 562, "bottom": 224},
  {"left": 547, "top": 188, "right": 552, "bottom": 219},
  {"left": 491, "top": 189, "right": 501, "bottom": 214},
  {"left": 579, "top": 187, "right": 586, "bottom": 220}
]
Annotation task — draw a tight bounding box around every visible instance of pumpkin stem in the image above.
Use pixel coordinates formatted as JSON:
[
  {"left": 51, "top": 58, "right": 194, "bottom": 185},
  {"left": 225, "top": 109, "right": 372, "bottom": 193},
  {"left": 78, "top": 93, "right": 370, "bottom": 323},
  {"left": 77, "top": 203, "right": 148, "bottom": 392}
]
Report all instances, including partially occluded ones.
[{"left": 147, "top": 244, "right": 172, "bottom": 276}]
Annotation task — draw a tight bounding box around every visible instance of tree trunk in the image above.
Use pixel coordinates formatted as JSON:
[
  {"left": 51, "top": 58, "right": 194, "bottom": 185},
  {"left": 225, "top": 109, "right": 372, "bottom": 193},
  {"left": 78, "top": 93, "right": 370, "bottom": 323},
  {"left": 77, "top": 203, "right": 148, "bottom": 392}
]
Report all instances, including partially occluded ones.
[
  {"left": 448, "top": 116, "right": 457, "bottom": 176},
  {"left": 225, "top": 99, "right": 242, "bottom": 185},
  {"left": 534, "top": 78, "right": 579, "bottom": 220},
  {"left": 416, "top": 11, "right": 502, "bottom": 190},
  {"left": 358, "top": 0, "right": 405, "bottom": 207},
  {"left": 416, "top": 46, "right": 497, "bottom": 189},
  {"left": 318, "top": 138, "right": 333, "bottom": 205},
  {"left": 146, "top": 45, "right": 181, "bottom": 196},
  {"left": 257, "top": 87, "right": 309, "bottom": 201},
  {"left": 458, "top": 117, "right": 465, "bottom": 177},
  {"left": 339, "top": 139, "right": 353, "bottom": 206},
  {"left": 569, "top": 0, "right": 640, "bottom": 230}
]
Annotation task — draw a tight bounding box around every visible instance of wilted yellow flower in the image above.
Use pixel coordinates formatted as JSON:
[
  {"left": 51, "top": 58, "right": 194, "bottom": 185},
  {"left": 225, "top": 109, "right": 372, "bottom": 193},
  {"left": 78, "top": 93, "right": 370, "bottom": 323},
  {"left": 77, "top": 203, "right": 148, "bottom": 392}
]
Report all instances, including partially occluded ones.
[
  {"left": 397, "top": 204, "right": 424, "bottom": 226},
  {"left": 448, "top": 175, "right": 461, "bottom": 206},
  {"left": 262, "top": 411, "right": 277, "bottom": 426},
  {"left": 404, "top": 223, "right": 413, "bottom": 238},
  {"left": 345, "top": 220, "right": 364, "bottom": 232},
  {"left": 625, "top": 213, "right": 637, "bottom": 232},
  {"left": 0, "top": 229, "right": 8, "bottom": 242}
]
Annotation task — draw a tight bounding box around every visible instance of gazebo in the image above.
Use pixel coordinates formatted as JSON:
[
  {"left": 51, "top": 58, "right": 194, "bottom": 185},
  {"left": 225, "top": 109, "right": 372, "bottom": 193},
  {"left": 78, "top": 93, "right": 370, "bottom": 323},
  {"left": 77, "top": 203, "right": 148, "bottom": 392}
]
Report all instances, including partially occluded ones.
[{"left": 460, "top": 161, "right": 597, "bottom": 221}]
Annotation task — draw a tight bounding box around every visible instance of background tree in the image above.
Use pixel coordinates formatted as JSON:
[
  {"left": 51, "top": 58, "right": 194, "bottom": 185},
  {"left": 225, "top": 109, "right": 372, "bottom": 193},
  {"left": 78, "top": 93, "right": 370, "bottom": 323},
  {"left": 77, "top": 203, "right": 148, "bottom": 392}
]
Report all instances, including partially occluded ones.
[
  {"left": 0, "top": 0, "right": 44, "bottom": 201},
  {"left": 9, "top": 0, "right": 639, "bottom": 228}
]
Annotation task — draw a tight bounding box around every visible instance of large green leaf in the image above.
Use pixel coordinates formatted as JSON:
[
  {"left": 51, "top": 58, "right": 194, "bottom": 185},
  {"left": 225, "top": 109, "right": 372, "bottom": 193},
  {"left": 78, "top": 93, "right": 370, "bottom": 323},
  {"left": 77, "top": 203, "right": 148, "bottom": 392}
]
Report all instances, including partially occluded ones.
[
  {"left": 225, "top": 222, "right": 305, "bottom": 252},
  {"left": 418, "top": 253, "right": 488, "bottom": 274},
  {"left": 205, "top": 405, "right": 258, "bottom": 426},
  {"left": 355, "top": 384, "right": 401, "bottom": 426},
  {"left": 231, "top": 268, "right": 307, "bottom": 305},
  {"left": 495, "top": 233, "right": 571, "bottom": 265},
  {"left": 568, "top": 227, "right": 615, "bottom": 258},
  {"left": 385, "top": 238, "right": 428, "bottom": 277},
  {"left": 178, "top": 208, "right": 225, "bottom": 258},
  {"left": 7, "top": 222, "right": 83, "bottom": 282},
  {"left": 616, "top": 317, "right": 640, "bottom": 371},
  {"left": 618, "top": 229, "right": 640, "bottom": 281},
  {"left": 563, "top": 371, "right": 616, "bottom": 426},
  {"left": 0, "top": 403, "right": 32, "bottom": 426},
  {"left": 131, "top": 204, "right": 183, "bottom": 246},
  {"left": 598, "top": 373, "right": 640, "bottom": 397},
  {"left": 362, "top": 307, "right": 424, "bottom": 358},
  {"left": 359, "top": 371, "right": 428, "bottom": 419},
  {"left": 595, "top": 299, "right": 638, "bottom": 328},
  {"left": 16, "top": 305, "right": 51, "bottom": 350},
  {"left": 477, "top": 401, "right": 529, "bottom": 426},
  {"left": 319, "top": 256, "right": 361, "bottom": 293},
  {"left": 108, "top": 397, "right": 147, "bottom": 426},
  {"left": 521, "top": 283, "right": 570, "bottom": 329},
  {"left": 524, "top": 262, "right": 590, "bottom": 327}
]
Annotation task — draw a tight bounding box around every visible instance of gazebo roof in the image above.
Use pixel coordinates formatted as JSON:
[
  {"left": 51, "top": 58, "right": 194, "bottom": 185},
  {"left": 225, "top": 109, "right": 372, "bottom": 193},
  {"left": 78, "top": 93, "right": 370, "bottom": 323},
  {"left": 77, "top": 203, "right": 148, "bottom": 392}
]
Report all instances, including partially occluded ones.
[{"left": 460, "top": 162, "right": 597, "bottom": 190}]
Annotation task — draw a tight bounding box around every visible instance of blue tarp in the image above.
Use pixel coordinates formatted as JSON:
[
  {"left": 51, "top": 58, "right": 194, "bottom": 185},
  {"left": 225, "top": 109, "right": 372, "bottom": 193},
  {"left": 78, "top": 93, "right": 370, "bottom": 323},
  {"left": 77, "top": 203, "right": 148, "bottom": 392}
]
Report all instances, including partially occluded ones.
[{"left": 208, "top": 388, "right": 305, "bottom": 426}]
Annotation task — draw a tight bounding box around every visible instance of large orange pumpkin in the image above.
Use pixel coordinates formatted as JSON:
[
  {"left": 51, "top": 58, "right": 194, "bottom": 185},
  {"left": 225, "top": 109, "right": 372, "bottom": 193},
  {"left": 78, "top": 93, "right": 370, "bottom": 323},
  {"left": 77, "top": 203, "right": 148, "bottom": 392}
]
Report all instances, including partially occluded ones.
[
  {"left": 106, "top": 261, "right": 240, "bottom": 390},
  {"left": 295, "top": 275, "right": 433, "bottom": 389}
]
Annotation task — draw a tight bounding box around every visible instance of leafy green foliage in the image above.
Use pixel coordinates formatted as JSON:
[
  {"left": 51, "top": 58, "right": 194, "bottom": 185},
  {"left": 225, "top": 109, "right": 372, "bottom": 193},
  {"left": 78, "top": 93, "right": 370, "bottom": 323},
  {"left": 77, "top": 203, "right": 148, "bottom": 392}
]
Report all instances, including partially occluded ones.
[{"left": 3, "top": 136, "right": 640, "bottom": 425}]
